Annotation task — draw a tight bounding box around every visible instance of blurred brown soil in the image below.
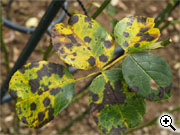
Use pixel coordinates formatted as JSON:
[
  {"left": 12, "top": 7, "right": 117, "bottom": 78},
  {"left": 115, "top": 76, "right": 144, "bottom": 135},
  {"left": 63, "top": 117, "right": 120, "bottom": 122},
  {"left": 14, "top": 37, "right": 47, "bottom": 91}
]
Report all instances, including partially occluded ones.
[{"left": 0, "top": 0, "right": 180, "bottom": 135}]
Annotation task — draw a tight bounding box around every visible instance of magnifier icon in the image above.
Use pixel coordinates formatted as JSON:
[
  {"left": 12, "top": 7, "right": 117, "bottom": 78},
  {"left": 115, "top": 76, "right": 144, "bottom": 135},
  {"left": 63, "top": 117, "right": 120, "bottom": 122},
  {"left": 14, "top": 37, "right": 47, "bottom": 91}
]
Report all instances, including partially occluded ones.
[{"left": 160, "top": 115, "right": 176, "bottom": 131}]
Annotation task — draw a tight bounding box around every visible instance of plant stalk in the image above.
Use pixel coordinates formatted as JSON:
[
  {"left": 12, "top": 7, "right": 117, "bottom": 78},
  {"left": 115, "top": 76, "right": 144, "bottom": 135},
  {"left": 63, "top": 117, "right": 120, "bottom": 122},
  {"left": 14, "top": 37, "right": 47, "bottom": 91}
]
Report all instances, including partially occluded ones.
[{"left": 91, "top": 0, "right": 111, "bottom": 19}]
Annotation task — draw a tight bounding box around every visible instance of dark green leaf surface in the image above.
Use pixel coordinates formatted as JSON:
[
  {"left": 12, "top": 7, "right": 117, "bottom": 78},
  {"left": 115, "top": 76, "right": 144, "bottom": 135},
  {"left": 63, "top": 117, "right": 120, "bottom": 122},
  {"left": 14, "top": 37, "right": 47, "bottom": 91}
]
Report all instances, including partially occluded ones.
[
  {"left": 9, "top": 61, "right": 75, "bottom": 128},
  {"left": 89, "top": 68, "right": 145, "bottom": 135},
  {"left": 122, "top": 52, "right": 173, "bottom": 101}
]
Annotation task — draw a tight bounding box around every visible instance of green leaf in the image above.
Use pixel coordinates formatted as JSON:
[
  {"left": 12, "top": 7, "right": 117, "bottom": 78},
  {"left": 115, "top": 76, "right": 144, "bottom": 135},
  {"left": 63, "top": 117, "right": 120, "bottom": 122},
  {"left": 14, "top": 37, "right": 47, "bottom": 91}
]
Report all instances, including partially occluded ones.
[
  {"left": 122, "top": 52, "right": 173, "bottom": 101},
  {"left": 51, "top": 14, "right": 115, "bottom": 70},
  {"left": 114, "top": 16, "right": 160, "bottom": 53},
  {"left": 9, "top": 61, "right": 75, "bottom": 128},
  {"left": 89, "top": 68, "right": 145, "bottom": 134}
]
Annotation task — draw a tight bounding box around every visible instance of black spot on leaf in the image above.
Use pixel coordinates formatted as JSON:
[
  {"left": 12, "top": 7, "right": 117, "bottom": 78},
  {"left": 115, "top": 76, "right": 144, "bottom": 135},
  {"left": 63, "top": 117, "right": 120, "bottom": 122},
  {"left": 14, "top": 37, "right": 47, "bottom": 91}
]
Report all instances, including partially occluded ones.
[
  {"left": 30, "top": 102, "right": 36, "bottom": 110},
  {"left": 73, "top": 52, "right": 77, "bottom": 56},
  {"left": 130, "top": 86, "right": 139, "bottom": 93},
  {"left": 29, "top": 78, "right": 40, "bottom": 93},
  {"left": 68, "top": 15, "right": 79, "bottom": 25},
  {"left": 54, "top": 42, "right": 61, "bottom": 51},
  {"left": 137, "top": 17, "right": 147, "bottom": 23},
  {"left": 139, "top": 27, "right": 150, "bottom": 33},
  {"left": 148, "top": 93, "right": 155, "bottom": 100},
  {"left": 123, "top": 41, "right": 129, "bottom": 47},
  {"left": 158, "top": 87, "right": 164, "bottom": 98},
  {"left": 9, "top": 89, "right": 18, "bottom": 99},
  {"left": 43, "top": 97, "right": 50, "bottom": 107},
  {"left": 134, "top": 43, "right": 140, "bottom": 48},
  {"left": 88, "top": 56, "right": 96, "bottom": 66},
  {"left": 65, "top": 43, "right": 73, "bottom": 49},
  {"left": 67, "top": 34, "right": 77, "bottom": 43},
  {"left": 84, "top": 36, "right": 92, "bottom": 43},
  {"left": 50, "top": 87, "right": 62, "bottom": 95},
  {"left": 99, "top": 54, "right": 108, "bottom": 62},
  {"left": 103, "top": 40, "right": 112, "bottom": 48},
  {"left": 60, "top": 48, "right": 65, "bottom": 54},
  {"left": 38, "top": 112, "right": 45, "bottom": 121},
  {"left": 89, "top": 91, "right": 99, "bottom": 102},
  {"left": 48, "top": 108, "right": 54, "bottom": 120},
  {"left": 21, "top": 116, "right": 28, "bottom": 124},
  {"left": 165, "top": 83, "right": 172, "bottom": 93},
  {"left": 123, "top": 32, "right": 129, "bottom": 37},
  {"left": 139, "top": 33, "right": 156, "bottom": 41},
  {"left": 84, "top": 17, "right": 92, "bottom": 22}
]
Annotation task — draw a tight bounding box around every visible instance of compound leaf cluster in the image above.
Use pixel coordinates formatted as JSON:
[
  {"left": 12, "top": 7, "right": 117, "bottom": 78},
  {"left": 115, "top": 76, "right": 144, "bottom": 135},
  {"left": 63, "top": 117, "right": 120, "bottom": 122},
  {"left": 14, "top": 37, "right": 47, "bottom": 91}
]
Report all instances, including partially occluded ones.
[{"left": 9, "top": 14, "right": 173, "bottom": 134}]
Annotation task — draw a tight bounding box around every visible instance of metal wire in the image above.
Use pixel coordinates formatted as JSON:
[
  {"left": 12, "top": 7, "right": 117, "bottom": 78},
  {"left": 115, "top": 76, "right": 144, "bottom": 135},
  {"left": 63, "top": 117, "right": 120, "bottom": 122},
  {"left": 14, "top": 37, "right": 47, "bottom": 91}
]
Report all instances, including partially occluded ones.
[{"left": 2, "top": 1, "right": 68, "bottom": 35}]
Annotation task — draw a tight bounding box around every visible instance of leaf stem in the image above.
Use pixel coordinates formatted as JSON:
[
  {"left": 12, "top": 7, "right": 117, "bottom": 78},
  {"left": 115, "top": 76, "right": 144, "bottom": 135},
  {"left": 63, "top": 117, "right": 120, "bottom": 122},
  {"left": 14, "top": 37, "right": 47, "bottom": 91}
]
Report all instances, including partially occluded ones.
[
  {"left": 160, "top": 19, "right": 180, "bottom": 31},
  {"left": 103, "top": 54, "right": 128, "bottom": 70},
  {"left": 91, "top": 0, "right": 111, "bottom": 19},
  {"left": 126, "top": 106, "right": 180, "bottom": 134}
]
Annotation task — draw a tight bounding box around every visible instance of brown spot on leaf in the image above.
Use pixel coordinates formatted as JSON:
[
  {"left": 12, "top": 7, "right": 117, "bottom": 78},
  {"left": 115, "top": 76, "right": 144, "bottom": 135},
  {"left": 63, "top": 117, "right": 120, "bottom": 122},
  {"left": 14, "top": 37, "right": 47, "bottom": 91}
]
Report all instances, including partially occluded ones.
[
  {"left": 84, "top": 36, "right": 92, "bottom": 43},
  {"left": 99, "top": 54, "right": 108, "bottom": 62},
  {"left": 30, "top": 102, "right": 36, "bottom": 110},
  {"left": 68, "top": 15, "right": 79, "bottom": 25},
  {"left": 88, "top": 56, "right": 96, "bottom": 66},
  {"left": 71, "top": 58, "right": 75, "bottom": 61},
  {"left": 43, "top": 97, "right": 50, "bottom": 107}
]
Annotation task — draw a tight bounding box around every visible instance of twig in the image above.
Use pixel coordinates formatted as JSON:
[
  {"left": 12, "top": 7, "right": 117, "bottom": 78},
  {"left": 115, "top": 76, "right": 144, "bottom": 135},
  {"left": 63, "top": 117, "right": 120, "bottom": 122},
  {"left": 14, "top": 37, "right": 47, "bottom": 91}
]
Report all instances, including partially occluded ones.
[
  {"left": 160, "top": 19, "right": 180, "bottom": 31},
  {"left": 126, "top": 106, "right": 180, "bottom": 134},
  {"left": 91, "top": 0, "right": 111, "bottom": 19},
  {"left": 155, "top": 0, "right": 179, "bottom": 27}
]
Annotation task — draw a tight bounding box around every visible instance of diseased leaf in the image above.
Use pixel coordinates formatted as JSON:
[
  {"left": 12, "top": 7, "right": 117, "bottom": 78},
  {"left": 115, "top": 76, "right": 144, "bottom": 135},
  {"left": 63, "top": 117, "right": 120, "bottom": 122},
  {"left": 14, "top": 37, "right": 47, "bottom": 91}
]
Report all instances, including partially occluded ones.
[
  {"left": 122, "top": 52, "right": 173, "bottom": 101},
  {"left": 89, "top": 68, "right": 145, "bottom": 135},
  {"left": 51, "top": 14, "right": 115, "bottom": 70},
  {"left": 114, "top": 16, "right": 160, "bottom": 52},
  {"left": 9, "top": 61, "right": 75, "bottom": 128}
]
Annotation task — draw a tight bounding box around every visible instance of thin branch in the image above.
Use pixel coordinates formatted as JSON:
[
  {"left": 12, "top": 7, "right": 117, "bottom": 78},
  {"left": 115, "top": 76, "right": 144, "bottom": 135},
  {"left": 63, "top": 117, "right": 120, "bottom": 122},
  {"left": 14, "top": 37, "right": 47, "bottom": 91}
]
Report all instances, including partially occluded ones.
[
  {"left": 155, "top": 0, "right": 179, "bottom": 27},
  {"left": 91, "top": 0, "right": 111, "bottom": 19}
]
